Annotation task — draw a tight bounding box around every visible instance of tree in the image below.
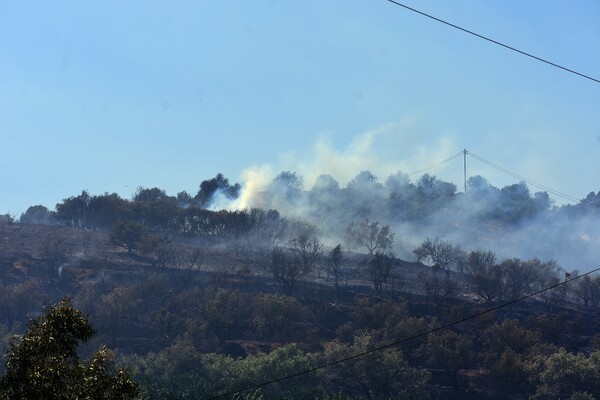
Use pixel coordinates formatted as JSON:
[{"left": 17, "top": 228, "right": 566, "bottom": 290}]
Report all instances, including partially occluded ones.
[
  {"left": 268, "top": 171, "right": 304, "bottom": 204},
  {"left": 326, "top": 244, "right": 345, "bottom": 292},
  {"left": 202, "top": 289, "right": 247, "bottom": 339},
  {"left": 20, "top": 205, "right": 51, "bottom": 224},
  {"left": 0, "top": 280, "right": 40, "bottom": 330},
  {"left": 195, "top": 173, "right": 240, "bottom": 207},
  {"left": 265, "top": 246, "right": 310, "bottom": 296},
  {"left": 345, "top": 219, "right": 394, "bottom": 255},
  {"left": 346, "top": 171, "right": 383, "bottom": 192},
  {"left": 54, "top": 190, "right": 91, "bottom": 228},
  {"left": 176, "top": 190, "right": 193, "bottom": 206},
  {"left": 501, "top": 258, "right": 543, "bottom": 300},
  {"left": 417, "top": 268, "right": 457, "bottom": 309},
  {"left": 87, "top": 193, "right": 131, "bottom": 231},
  {"left": 419, "top": 331, "right": 472, "bottom": 389},
  {"left": 110, "top": 220, "right": 148, "bottom": 254},
  {"left": 413, "top": 238, "right": 464, "bottom": 271},
  {"left": 312, "top": 174, "right": 340, "bottom": 192},
  {"left": 0, "top": 214, "right": 15, "bottom": 224},
  {"left": 324, "top": 334, "right": 431, "bottom": 399},
  {"left": 270, "top": 171, "right": 303, "bottom": 193},
  {"left": 463, "top": 250, "right": 503, "bottom": 302},
  {"left": 482, "top": 319, "right": 539, "bottom": 365},
  {"left": 132, "top": 186, "right": 167, "bottom": 202},
  {"left": 97, "top": 286, "right": 141, "bottom": 338},
  {"left": 570, "top": 272, "right": 599, "bottom": 308},
  {"left": 126, "top": 340, "right": 319, "bottom": 400},
  {"left": 417, "top": 174, "right": 456, "bottom": 199},
  {"left": 488, "top": 349, "right": 531, "bottom": 399},
  {"left": 364, "top": 251, "right": 394, "bottom": 295},
  {"left": 251, "top": 293, "right": 305, "bottom": 341},
  {"left": 0, "top": 298, "right": 140, "bottom": 400},
  {"left": 288, "top": 234, "right": 322, "bottom": 277},
  {"left": 528, "top": 349, "right": 600, "bottom": 399}
]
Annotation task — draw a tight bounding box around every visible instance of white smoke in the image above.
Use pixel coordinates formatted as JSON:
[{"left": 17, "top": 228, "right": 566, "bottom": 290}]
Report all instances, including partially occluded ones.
[
  {"left": 225, "top": 120, "right": 460, "bottom": 211},
  {"left": 207, "top": 120, "right": 600, "bottom": 271}
]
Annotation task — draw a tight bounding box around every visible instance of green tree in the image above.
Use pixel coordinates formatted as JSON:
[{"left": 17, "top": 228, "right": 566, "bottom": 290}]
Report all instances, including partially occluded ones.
[
  {"left": 251, "top": 293, "right": 305, "bottom": 341},
  {"left": 418, "top": 331, "right": 471, "bottom": 389},
  {"left": 133, "top": 186, "right": 167, "bottom": 202},
  {"left": 195, "top": 173, "right": 240, "bottom": 207},
  {"left": 324, "top": 334, "right": 430, "bottom": 399},
  {"left": 54, "top": 190, "right": 91, "bottom": 228},
  {"left": 488, "top": 349, "right": 531, "bottom": 400},
  {"left": 0, "top": 298, "right": 140, "bottom": 400},
  {"left": 110, "top": 220, "right": 148, "bottom": 254},
  {"left": 482, "top": 319, "right": 539, "bottom": 365},
  {"left": 202, "top": 289, "right": 247, "bottom": 339},
  {"left": 528, "top": 349, "right": 600, "bottom": 399}
]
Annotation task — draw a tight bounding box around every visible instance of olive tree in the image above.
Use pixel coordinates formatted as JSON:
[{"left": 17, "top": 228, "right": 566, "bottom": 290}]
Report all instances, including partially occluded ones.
[
  {"left": 345, "top": 218, "right": 394, "bottom": 255},
  {"left": 109, "top": 220, "right": 148, "bottom": 254},
  {"left": 413, "top": 238, "right": 464, "bottom": 271}
]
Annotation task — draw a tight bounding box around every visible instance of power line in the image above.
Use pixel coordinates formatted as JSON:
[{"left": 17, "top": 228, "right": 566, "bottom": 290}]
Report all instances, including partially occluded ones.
[
  {"left": 404, "top": 149, "right": 583, "bottom": 204},
  {"left": 207, "top": 265, "right": 600, "bottom": 399},
  {"left": 407, "top": 150, "right": 463, "bottom": 176},
  {"left": 466, "top": 150, "right": 582, "bottom": 203},
  {"left": 384, "top": 0, "right": 600, "bottom": 85}
]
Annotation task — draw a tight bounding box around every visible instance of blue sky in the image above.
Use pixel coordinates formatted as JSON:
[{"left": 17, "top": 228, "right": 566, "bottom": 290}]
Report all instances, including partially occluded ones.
[{"left": 1, "top": 0, "right": 599, "bottom": 213}]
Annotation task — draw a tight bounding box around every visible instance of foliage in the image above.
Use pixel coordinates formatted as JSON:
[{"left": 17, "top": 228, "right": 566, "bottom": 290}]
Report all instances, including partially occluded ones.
[
  {"left": 487, "top": 349, "right": 530, "bottom": 399},
  {"left": 20, "top": 205, "right": 51, "bottom": 224},
  {"left": 201, "top": 289, "right": 248, "bottom": 339},
  {"left": 195, "top": 173, "right": 240, "bottom": 207},
  {"left": 0, "top": 280, "right": 40, "bottom": 330},
  {"left": 251, "top": 293, "right": 305, "bottom": 341},
  {"left": 481, "top": 319, "right": 539, "bottom": 365},
  {"left": 528, "top": 349, "right": 600, "bottom": 399},
  {"left": 324, "top": 334, "right": 431, "bottom": 399},
  {"left": 463, "top": 250, "right": 502, "bottom": 301},
  {"left": 54, "top": 190, "right": 91, "bottom": 228},
  {"left": 13, "top": 171, "right": 600, "bottom": 399},
  {"left": 0, "top": 298, "right": 140, "bottom": 400},
  {"left": 345, "top": 219, "right": 394, "bottom": 255},
  {"left": 133, "top": 187, "right": 167, "bottom": 202},
  {"left": 110, "top": 220, "right": 149, "bottom": 253},
  {"left": 418, "top": 331, "right": 471, "bottom": 389},
  {"left": 127, "top": 340, "right": 320, "bottom": 400},
  {"left": 413, "top": 238, "right": 464, "bottom": 271}
]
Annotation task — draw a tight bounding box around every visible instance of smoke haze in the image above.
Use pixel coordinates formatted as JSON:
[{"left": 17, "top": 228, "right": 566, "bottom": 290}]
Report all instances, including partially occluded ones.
[{"left": 212, "top": 124, "right": 600, "bottom": 271}]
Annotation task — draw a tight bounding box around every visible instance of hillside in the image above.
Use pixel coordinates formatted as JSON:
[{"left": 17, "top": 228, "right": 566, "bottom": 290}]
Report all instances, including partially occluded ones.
[{"left": 2, "top": 220, "right": 600, "bottom": 399}]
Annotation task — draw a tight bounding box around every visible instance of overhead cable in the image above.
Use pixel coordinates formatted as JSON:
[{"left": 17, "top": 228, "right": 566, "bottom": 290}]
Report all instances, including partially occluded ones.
[
  {"left": 207, "top": 265, "right": 600, "bottom": 399},
  {"left": 385, "top": 0, "right": 600, "bottom": 85},
  {"left": 407, "top": 150, "right": 463, "bottom": 176},
  {"left": 466, "top": 150, "right": 582, "bottom": 203}
]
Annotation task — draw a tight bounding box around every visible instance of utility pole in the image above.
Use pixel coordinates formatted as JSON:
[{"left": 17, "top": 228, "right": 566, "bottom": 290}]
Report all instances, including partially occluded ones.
[{"left": 463, "top": 149, "right": 467, "bottom": 193}]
